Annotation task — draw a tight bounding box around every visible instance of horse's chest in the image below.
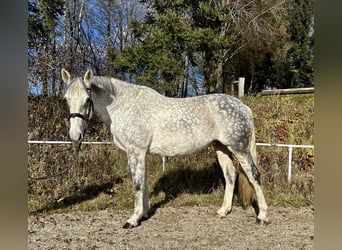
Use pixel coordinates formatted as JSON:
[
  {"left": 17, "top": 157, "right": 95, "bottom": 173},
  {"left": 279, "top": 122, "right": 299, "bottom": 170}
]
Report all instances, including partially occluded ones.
[{"left": 110, "top": 115, "right": 151, "bottom": 149}]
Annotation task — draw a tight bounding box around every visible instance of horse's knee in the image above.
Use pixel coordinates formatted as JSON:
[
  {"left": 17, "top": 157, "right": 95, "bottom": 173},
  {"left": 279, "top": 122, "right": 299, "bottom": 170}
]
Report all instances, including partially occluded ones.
[{"left": 133, "top": 176, "right": 143, "bottom": 191}]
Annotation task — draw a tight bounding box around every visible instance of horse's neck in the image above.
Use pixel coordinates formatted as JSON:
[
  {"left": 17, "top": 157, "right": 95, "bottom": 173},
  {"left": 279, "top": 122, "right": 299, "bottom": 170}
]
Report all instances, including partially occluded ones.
[
  {"left": 91, "top": 97, "right": 112, "bottom": 126},
  {"left": 91, "top": 78, "right": 137, "bottom": 126}
]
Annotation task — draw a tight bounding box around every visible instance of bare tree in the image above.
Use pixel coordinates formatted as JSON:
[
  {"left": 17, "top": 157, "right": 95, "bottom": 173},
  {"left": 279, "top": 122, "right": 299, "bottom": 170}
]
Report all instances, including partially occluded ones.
[{"left": 204, "top": 0, "right": 287, "bottom": 93}]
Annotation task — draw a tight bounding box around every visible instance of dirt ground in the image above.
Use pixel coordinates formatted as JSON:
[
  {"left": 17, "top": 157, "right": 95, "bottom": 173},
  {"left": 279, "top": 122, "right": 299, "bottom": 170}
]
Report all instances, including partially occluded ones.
[{"left": 28, "top": 205, "right": 314, "bottom": 249}]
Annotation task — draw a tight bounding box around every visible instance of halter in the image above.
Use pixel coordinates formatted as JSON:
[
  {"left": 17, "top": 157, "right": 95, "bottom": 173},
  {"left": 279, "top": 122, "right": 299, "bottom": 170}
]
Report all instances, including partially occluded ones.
[
  {"left": 68, "top": 88, "right": 94, "bottom": 122},
  {"left": 67, "top": 87, "right": 94, "bottom": 151}
]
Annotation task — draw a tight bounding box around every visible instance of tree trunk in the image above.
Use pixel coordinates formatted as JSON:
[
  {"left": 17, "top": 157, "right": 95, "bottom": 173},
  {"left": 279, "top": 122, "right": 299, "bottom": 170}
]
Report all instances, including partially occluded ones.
[
  {"left": 216, "top": 61, "right": 223, "bottom": 93},
  {"left": 105, "top": 0, "right": 113, "bottom": 75}
]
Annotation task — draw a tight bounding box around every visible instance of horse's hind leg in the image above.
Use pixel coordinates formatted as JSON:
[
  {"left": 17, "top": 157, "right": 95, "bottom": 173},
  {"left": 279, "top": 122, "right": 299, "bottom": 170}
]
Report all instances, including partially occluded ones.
[
  {"left": 230, "top": 148, "right": 268, "bottom": 224},
  {"left": 215, "top": 144, "right": 237, "bottom": 217}
]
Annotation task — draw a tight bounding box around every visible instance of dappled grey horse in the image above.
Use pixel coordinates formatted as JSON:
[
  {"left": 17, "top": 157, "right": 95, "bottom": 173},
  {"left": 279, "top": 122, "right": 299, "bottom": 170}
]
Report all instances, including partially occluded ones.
[{"left": 62, "top": 68, "right": 268, "bottom": 228}]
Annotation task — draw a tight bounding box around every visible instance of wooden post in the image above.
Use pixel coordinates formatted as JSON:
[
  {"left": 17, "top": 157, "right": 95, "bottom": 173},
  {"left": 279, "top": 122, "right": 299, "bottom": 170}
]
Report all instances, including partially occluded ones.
[{"left": 238, "top": 77, "right": 245, "bottom": 97}]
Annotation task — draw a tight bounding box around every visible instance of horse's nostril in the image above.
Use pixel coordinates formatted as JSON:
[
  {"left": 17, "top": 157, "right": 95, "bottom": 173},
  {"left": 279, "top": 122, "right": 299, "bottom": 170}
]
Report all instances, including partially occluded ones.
[{"left": 79, "top": 134, "right": 83, "bottom": 141}]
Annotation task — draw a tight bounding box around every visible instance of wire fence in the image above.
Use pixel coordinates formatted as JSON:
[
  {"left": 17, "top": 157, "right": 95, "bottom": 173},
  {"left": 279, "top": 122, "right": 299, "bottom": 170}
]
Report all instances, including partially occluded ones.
[{"left": 28, "top": 140, "right": 314, "bottom": 182}]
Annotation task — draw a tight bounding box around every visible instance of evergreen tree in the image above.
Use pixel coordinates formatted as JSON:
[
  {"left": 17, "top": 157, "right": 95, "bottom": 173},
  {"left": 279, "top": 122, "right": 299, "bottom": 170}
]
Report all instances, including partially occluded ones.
[
  {"left": 28, "top": 0, "right": 65, "bottom": 95},
  {"left": 115, "top": 2, "right": 195, "bottom": 96},
  {"left": 270, "top": 0, "right": 314, "bottom": 88},
  {"left": 115, "top": 0, "right": 286, "bottom": 95},
  {"left": 28, "top": 0, "right": 64, "bottom": 49}
]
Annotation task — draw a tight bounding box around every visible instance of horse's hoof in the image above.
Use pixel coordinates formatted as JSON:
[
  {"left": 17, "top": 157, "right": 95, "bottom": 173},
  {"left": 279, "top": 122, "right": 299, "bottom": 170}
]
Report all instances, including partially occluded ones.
[
  {"left": 215, "top": 208, "right": 230, "bottom": 218},
  {"left": 123, "top": 222, "right": 135, "bottom": 229},
  {"left": 215, "top": 213, "right": 224, "bottom": 219},
  {"left": 256, "top": 218, "right": 269, "bottom": 225}
]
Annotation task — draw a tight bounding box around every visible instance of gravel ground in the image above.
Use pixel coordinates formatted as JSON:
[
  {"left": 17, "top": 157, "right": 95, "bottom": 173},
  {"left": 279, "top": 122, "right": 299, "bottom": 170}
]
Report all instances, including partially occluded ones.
[{"left": 28, "top": 205, "right": 314, "bottom": 249}]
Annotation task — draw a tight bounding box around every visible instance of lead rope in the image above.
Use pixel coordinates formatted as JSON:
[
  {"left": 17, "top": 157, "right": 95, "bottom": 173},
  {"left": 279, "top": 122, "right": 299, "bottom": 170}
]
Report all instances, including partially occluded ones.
[
  {"left": 28, "top": 167, "right": 71, "bottom": 181},
  {"left": 28, "top": 147, "right": 80, "bottom": 181}
]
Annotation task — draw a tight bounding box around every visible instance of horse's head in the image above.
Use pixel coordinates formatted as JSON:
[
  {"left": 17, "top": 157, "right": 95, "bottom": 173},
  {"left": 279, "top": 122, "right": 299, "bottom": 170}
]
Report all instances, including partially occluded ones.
[{"left": 62, "top": 68, "right": 94, "bottom": 143}]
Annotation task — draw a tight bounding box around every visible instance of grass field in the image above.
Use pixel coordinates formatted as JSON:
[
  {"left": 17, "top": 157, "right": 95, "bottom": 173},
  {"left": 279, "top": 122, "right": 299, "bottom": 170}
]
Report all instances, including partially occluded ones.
[{"left": 28, "top": 94, "right": 314, "bottom": 214}]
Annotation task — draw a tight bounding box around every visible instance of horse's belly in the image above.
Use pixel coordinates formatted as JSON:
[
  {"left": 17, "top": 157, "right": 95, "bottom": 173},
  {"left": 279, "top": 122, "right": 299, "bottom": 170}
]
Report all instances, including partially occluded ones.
[{"left": 148, "top": 136, "right": 212, "bottom": 157}]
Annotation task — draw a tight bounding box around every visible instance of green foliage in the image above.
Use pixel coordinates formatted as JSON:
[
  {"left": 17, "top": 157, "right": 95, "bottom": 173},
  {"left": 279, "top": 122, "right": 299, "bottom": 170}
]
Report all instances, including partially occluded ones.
[
  {"left": 269, "top": 0, "right": 314, "bottom": 88},
  {"left": 115, "top": 10, "right": 193, "bottom": 94},
  {"left": 28, "top": 0, "right": 314, "bottom": 97},
  {"left": 114, "top": 0, "right": 314, "bottom": 95},
  {"left": 115, "top": 0, "right": 238, "bottom": 95},
  {"left": 28, "top": 0, "right": 64, "bottom": 48}
]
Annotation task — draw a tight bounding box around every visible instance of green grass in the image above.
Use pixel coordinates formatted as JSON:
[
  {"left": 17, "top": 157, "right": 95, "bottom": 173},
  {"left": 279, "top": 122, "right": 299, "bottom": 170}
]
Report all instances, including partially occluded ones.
[{"left": 28, "top": 94, "right": 314, "bottom": 214}]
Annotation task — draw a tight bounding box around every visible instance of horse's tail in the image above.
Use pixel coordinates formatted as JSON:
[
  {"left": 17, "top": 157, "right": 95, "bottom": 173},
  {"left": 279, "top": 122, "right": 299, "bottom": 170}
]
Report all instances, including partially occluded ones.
[
  {"left": 237, "top": 126, "right": 258, "bottom": 209},
  {"left": 237, "top": 167, "right": 255, "bottom": 209}
]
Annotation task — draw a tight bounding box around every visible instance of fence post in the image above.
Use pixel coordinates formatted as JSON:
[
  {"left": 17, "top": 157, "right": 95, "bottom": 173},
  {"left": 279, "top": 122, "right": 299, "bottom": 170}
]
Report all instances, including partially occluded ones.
[
  {"left": 288, "top": 146, "right": 293, "bottom": 182},
  {"left": 162, "top": 156, "right": 166, "bottom": 173},
  {"left": 238, "top": 77, "right": 245, "bottom": 97}
]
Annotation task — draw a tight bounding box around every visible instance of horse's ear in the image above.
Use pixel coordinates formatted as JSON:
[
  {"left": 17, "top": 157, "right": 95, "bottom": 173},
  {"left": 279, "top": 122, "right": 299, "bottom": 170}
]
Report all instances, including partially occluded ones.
[
  {"left": 84, "top": 69, "right": 94, "bottom": 88},
  {"left": 61, "top": 68, "right": 71, "bottom": 84}
]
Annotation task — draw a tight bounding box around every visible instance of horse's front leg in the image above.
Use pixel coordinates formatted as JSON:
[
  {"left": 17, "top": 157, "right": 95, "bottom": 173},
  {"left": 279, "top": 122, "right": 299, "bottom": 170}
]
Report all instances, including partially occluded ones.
[{"left": 123, "top": 148, "right": 150, "bottom": 229}]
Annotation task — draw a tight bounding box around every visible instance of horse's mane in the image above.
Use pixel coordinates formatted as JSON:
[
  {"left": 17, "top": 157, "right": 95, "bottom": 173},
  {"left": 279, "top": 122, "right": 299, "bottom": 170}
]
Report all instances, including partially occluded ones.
[
  {"left": 91, "top": 76, "right": 156, "bottom": 97},
  {"left": 65, "top": 75, "right": 157, "bottom": 98},
  {"left": 90, "top": 76, "right": 119, "bottom": 96}
]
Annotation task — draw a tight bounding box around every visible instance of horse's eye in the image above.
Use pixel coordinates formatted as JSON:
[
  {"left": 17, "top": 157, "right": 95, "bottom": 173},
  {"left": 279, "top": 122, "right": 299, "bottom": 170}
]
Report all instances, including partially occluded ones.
[{"left": 86, "top": 98, "right": 91, "bottom": 103}]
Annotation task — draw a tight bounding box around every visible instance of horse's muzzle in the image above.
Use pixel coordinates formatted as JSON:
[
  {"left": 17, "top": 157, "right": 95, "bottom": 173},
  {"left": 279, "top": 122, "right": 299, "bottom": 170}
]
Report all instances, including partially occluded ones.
[
  {"left": 69, "top": 129, "right": 84, "bottom": 143},
  {"left": 69, "top": 131, "right": 84, "bottom": 151}
]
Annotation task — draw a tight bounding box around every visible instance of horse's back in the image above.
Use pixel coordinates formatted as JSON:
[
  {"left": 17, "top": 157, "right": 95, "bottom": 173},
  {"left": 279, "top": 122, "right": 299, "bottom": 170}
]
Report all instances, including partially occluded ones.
[{"left": 142, "top": 92, "right": 253, "bottom": 156}]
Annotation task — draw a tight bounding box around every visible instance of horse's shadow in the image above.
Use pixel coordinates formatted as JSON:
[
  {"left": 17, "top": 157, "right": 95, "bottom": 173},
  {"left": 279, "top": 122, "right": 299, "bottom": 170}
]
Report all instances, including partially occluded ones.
[
  {"left": 147, "top": 164, "right": 259, "bottom": 220},
  {"left": 149, "top": 161, "right": 226, "bottom": 215},
  {"left": 34, "top": 161, "right": 238, "bottom": 219}
]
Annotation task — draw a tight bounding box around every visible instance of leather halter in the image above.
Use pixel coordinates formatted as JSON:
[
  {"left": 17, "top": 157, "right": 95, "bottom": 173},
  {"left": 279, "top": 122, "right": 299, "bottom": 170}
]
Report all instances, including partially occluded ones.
[
  {"left": 67, "top": 88, "right": 93, "bottom": 151},
  {"left": 68, "top": 88, "right": 94, "bottom": 122}
]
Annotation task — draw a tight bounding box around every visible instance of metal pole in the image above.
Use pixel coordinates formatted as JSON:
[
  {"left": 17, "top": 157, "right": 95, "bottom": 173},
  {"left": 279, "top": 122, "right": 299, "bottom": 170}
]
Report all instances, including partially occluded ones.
[
  {"left": 28, "top": 140, "right": 314, "bottom": 181},
  {"left": 28, "top": 140, "right": 115, "bottom": 145},
  {"left": 288, "top": 146, "right": 293, "bottom": 182},
  {"left": 162, "top": 156, "right": 166, "bottom": 173}
]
